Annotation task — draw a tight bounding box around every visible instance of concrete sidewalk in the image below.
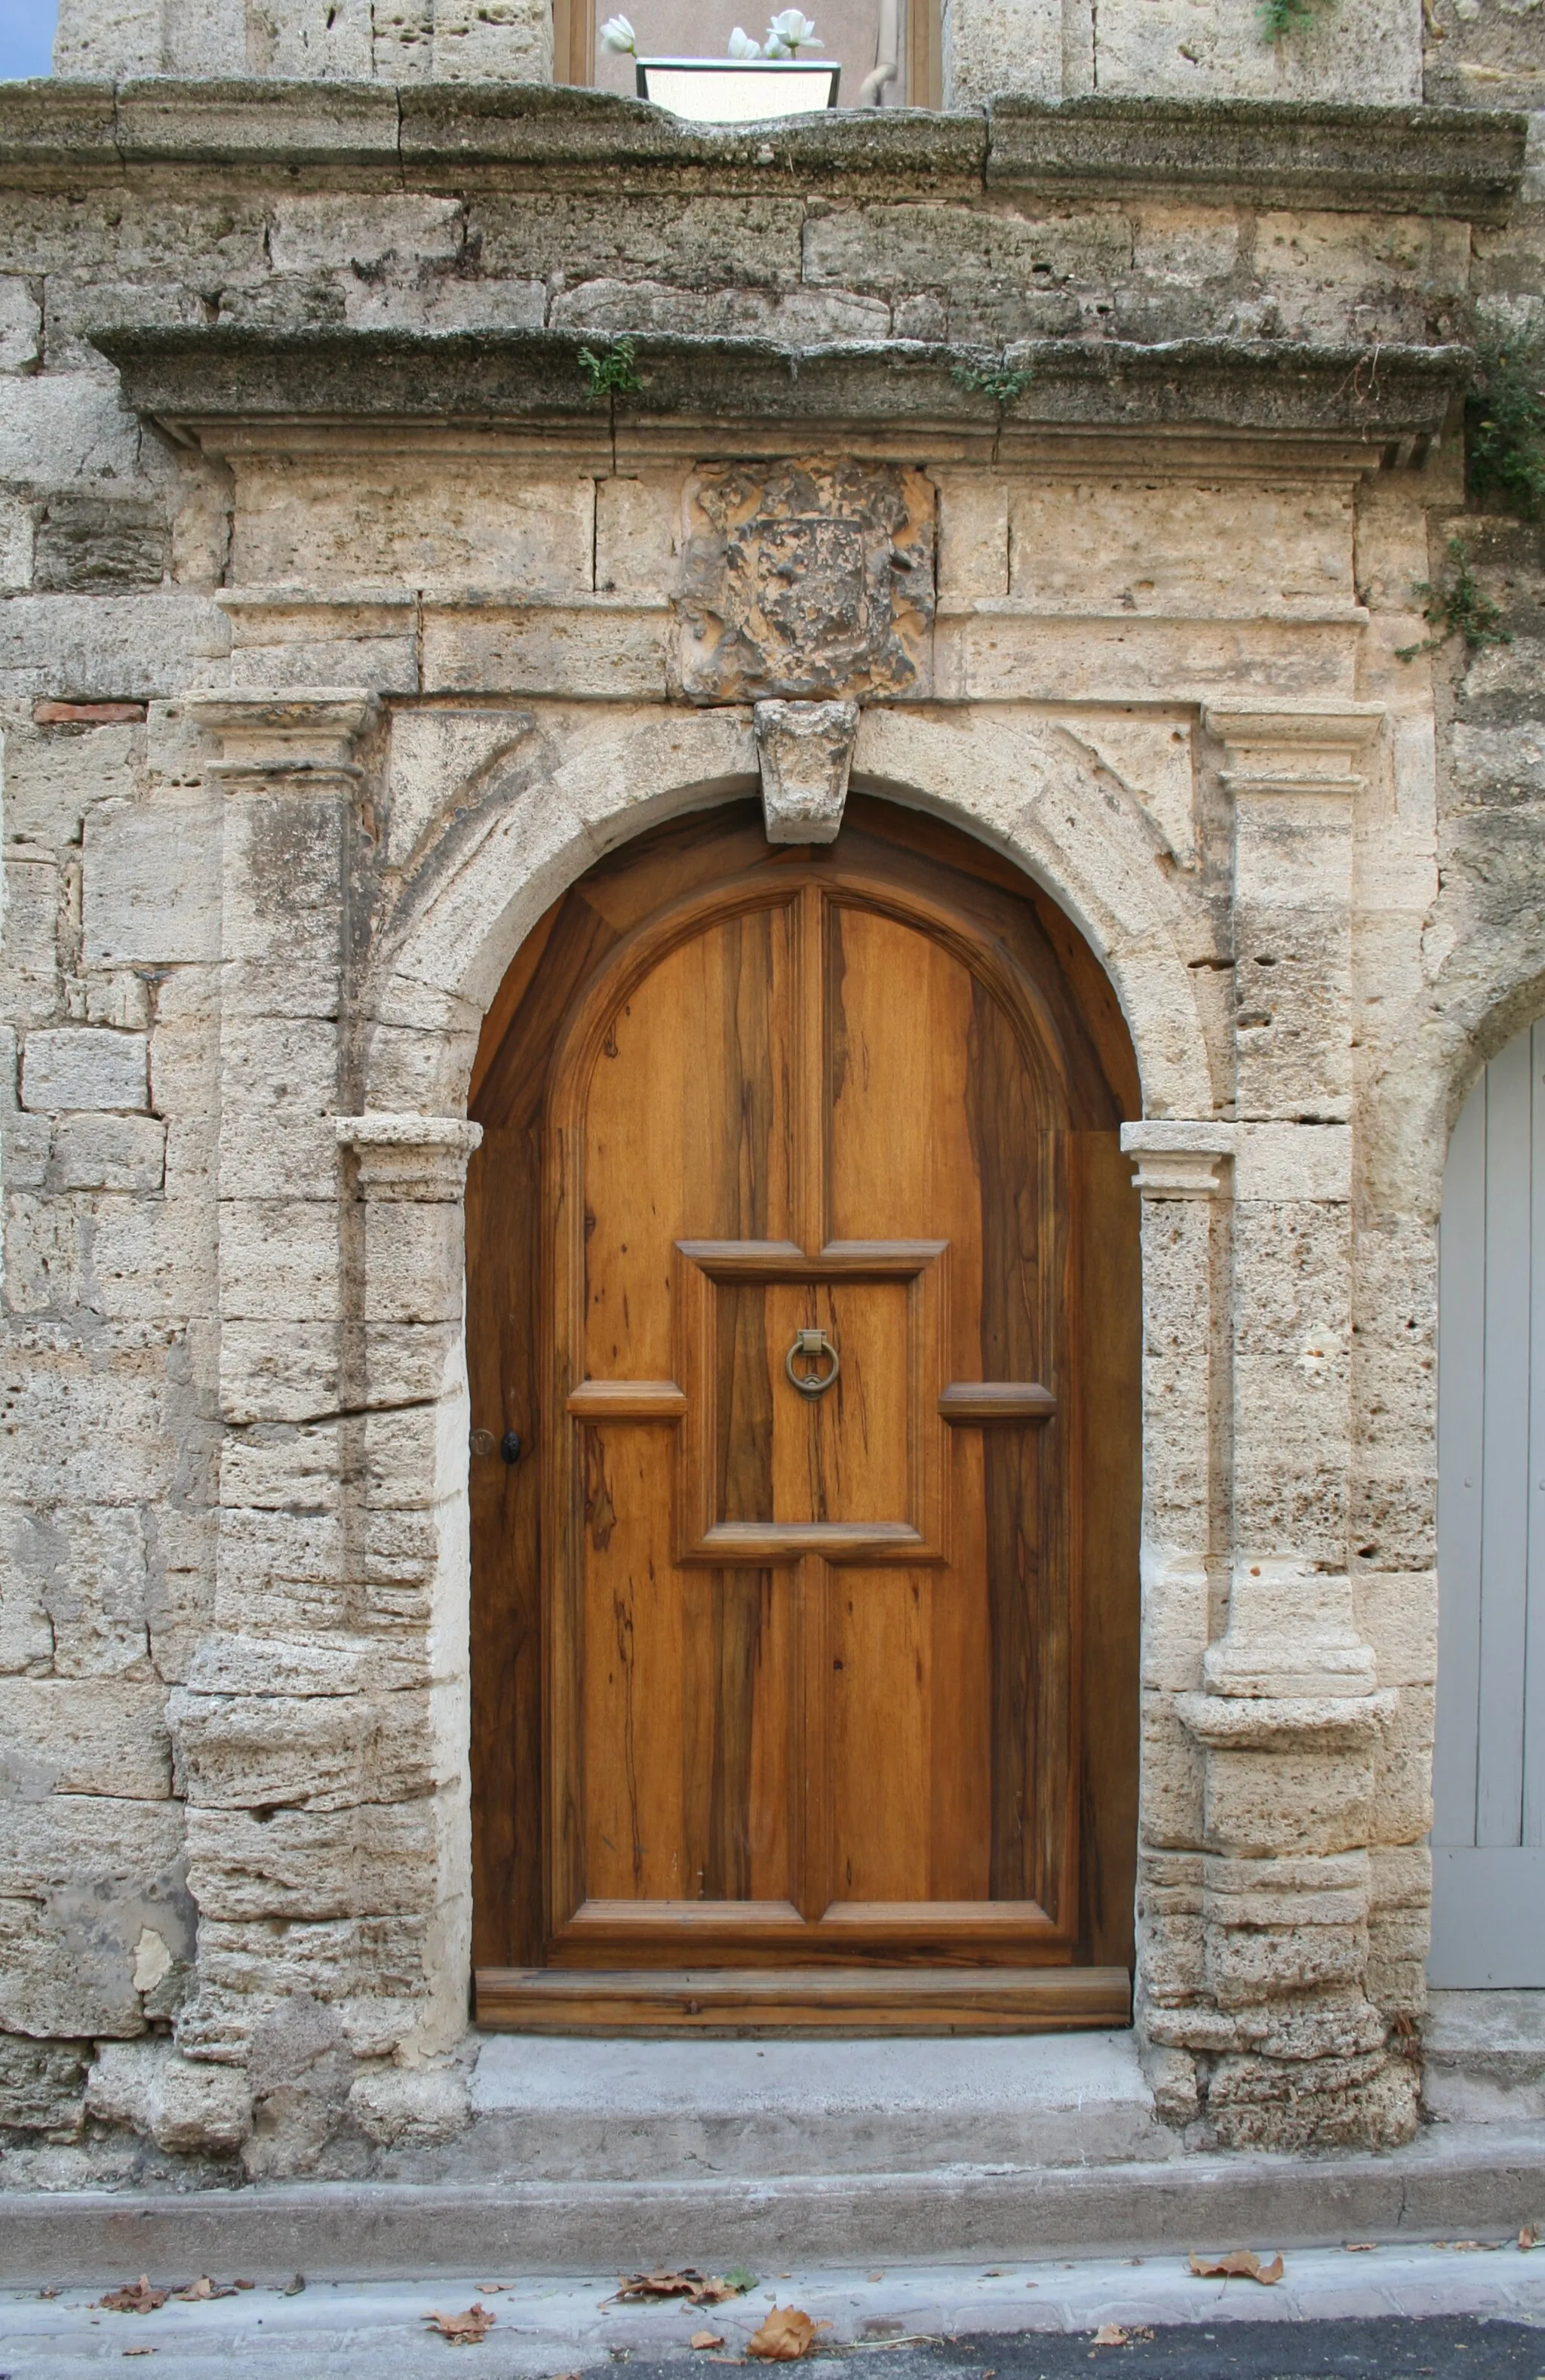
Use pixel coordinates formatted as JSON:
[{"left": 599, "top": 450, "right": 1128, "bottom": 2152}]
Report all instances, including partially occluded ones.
[{"left": 3, "top": 2238, "right": 1545, "bottom": 2376}]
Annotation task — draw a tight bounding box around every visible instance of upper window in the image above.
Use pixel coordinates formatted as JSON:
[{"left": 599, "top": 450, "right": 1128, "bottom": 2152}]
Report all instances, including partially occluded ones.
[{"left": 557, "top": 0, "right": 940, "bottom": 108}]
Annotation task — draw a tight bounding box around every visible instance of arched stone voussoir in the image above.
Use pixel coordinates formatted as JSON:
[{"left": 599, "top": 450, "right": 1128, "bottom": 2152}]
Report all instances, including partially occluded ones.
[
  {"left": 853, "top": 706, "right": 1214, "bottom": 1119},
  {"left": 1365, "top": 944, "right": 1545, "bottom": 1225},
  {"left": 362, "top": 707, "right": 758, "bottom": 1109}
]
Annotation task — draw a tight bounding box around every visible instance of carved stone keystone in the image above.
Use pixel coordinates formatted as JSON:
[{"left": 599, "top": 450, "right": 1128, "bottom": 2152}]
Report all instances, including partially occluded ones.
[{"left": 754, "top": 698, "right": 859, "bottom": 845}]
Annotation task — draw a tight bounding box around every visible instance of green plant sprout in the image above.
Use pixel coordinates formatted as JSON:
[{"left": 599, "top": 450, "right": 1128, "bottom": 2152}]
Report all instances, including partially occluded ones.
[
  {"left": 951, "top": 357, "right": 1036, "bottom": 407},
  {"left": 578, "top": 337, "right": 644, "bottom": 401},
  {"left": 1396, "top": 535, "right": 1513, "bottom": 663},
  {"left": 1258, "top": 0, "right": 1331, "bottom": 39}
]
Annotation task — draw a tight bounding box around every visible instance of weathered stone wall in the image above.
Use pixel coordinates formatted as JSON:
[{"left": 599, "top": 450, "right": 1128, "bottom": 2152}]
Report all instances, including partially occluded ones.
[
  {"left": 51, "top": 0, "right": 1427, "bottom": 106},
  {"left": 0, "top": 60, "right": 1538, "bottom": 2185}
]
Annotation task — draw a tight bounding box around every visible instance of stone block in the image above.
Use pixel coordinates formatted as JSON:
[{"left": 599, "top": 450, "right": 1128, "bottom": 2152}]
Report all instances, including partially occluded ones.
[
  {"left": 348, "top": 2060, "right": 469, "bottom": 2145},
  {"left": 1370, "top": 1684, "right": 1434, "bottom": 1844},
  {"left": 0, "top": 721, "right": 137, "bottom": 852},
  {"left": 219, "top": 1198, "right": 342, "bottom": 1325},
  {"left": 269, "top": 194, "right": 465, "bottom": 277},
  {"left": 1353, "top": 1571, "right": 1437, "bottom": 1689},
  {"left": 0, "top": 373, "right": 142, "bottom": 490},
  {"left": 0, "top": 275, "right": 40, "bottom": 374},
  {"left": 91, "top": 1192, "right": 220, "bottom": 1324},
  {"left": 1203, "top": 1744, "right": 1377, "bottom": 1859},
  {"left": 551, "top": 278, "right": 889, "bottom": 343},
  {"left": 1, "top": 1330, "right": 177, "bottom": 1507},
  {"left": 2, "top": 851, "right": 62, "bottom": 1027},
  {"left": 212, "top": 1507, "right": 347, "bottom": 1638},
  {"left": 0, "top": 1791, "right": 183, "bottom": 1898},
  {"left": 361, "top": 1198, "right": 467, "bottom": 1327},
  {"left": 472, "top": 195, "right": 804, "bottom": 290},
  {"left": 186, "top": 1800, "right": 441, "bottom": 1920},
  {"left": 1006, "top": 479, "right": 1353, "bottom": 620},
  {"left": 1206, "top": 1918, "right": 1368, "bottom": 2009},
  {"left": 0, "top": 489, "right": 32, "bottom": 592},
  {"left": 50, "top": 1113, "right": 166, "bottom": 1192},
  {"left": 0, "top": 592, "right": 230, "bottom": 706},
  {"left": 806, "top": 198, "right": 1130, "bottom": 297},
  {"left": 1254, "top": 210, "right": 1457, "bottom": 344},
  {"left": 5, "top": 1501, "right": 152, "bottom": 1679},
  {"left": 1206, "top": 2049, "right": 1419, "bottom": 2152},
  {"left": 422, "top": 599, "right": 668, "bottom": 701},
  {"left": 82, "top": 797, "right": 220, "bottom": 967},
  {"left": 594, "top": 474, "right": 678, "bottom": 602},
  {"left": 0, "top": 1831, "right": 194, "bottom": 2040},
  {"left": 0, "top": 2033, "right": 89, "bottom": 2135},
  {"left": 218, "top": 1419, "right": 344, "bottom": 1515},
  {"left": 1092, "top": 0, "right": 1421, "bottom": 106},
  {"left": 32, "top": 495, "right": 169, "bottom": 595},
  {"left": 186, "top": 1914, "right": 432, "bottom": 2059},
  {"left": 1139, "top": 1697, "right": 1205, "bottom": 1851},
  {"left": 0, "top": 1674, "right": 171, "bottom": 1799},
  {"left": 935, "top": 472, "right": 1009, "bottom": 604},
  {"left": 169, "top": 1685, "right": 444, "bottom": 1813},
  {"left": 4, "top": 1192, "right": 86, "bottom": 1317},
  {"left": 432, "top": 0, "right": 551, "bottom": 79},
  {"left": 86, "top": 2037, "right": 250, "bottom": 2155}
]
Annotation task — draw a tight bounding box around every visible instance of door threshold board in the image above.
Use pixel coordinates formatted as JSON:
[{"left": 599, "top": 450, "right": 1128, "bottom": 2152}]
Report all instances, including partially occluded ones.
[{"left": 475, "top": 1964, "right": 1131, "bottom": 2034}]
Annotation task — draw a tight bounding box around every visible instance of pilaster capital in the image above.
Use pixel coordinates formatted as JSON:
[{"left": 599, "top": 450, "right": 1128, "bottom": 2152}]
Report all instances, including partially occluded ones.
[
  {"left": 336, "top": 1112, "right": 484, "bottom": 1200},
  {"left": 1120, "top": 1120, "right": 1236, "bottom": 1198},
  {"left": 1204, "top": 700, "right": 1384, "bottom": 798},
  {"left": 189, "top": 687, "right": 380, "bottom": 783}
]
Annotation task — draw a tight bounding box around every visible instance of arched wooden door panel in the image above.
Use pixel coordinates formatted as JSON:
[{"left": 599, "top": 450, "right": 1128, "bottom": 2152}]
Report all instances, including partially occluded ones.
[{"left": 468, "top": 800, "right": 1141, "bottom": 2031}]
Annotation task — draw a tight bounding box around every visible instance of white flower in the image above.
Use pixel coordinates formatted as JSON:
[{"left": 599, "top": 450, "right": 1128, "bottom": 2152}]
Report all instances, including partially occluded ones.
[
  {"left": 764, "top": 6, "right": 822, "bottom": 49},
  {"left": 600, "top": 13, "right": 637, "bottom": 48},
  {"left": 728, "top": 26, "right": 763, "bottom": 55}
]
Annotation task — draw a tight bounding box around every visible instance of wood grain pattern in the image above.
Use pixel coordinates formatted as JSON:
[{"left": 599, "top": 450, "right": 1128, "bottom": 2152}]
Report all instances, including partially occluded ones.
[
  {"left": 466, "top": 798, "right": 1141, "bottom": 2016},
  {"left": 476, "top": 1964, "right": 1131, "bottom": 2033}
]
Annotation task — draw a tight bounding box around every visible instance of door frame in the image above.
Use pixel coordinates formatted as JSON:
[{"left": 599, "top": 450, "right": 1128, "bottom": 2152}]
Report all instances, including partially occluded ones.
[{"left": 465, "top": 795, "right": 1144, "bottom": 2025}]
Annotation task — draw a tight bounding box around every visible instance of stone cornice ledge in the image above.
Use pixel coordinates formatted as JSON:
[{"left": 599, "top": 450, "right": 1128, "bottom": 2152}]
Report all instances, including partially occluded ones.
[
  {"left": 0, "top": 83, "right": 1526, "bottom": 222},
  {"left": 95, "top": 326, "right": 1473, "bottom": 445}
]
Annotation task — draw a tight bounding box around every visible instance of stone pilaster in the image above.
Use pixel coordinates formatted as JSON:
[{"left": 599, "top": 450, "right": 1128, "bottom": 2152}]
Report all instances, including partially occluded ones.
[
  {"left": 1154, "top": 703, "right": 1415, "bottom": 2150},
  {"left": 167, "top": 694, "right": 478, "bottom": 2153},
  {"left": 1121, "top": 1121, "right": 1234, "bottom": 2129}
]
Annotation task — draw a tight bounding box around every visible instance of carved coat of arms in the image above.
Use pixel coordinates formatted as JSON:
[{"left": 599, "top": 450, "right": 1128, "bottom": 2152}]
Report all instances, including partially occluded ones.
[{"left": 674, "top": 458, "right": 935, "bottom": 704}]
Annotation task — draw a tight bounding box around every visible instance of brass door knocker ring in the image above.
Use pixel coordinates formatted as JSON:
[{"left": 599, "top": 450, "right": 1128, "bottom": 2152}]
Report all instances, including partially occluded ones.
[{"left": 785, "top": 1327, "right": 840, "bottom": 1398}]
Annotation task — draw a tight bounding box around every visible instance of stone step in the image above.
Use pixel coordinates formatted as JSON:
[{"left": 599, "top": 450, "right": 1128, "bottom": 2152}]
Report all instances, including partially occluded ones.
[
  {"left": 460, "top": 2029, "right": 1172, "bottom": 2182},
  {"left": 3, "top": 2125, "right": 1545, "bottom": 2285},
  {"left": 1424, "top": 1990, "right": 1545, "bottom": 2124}
]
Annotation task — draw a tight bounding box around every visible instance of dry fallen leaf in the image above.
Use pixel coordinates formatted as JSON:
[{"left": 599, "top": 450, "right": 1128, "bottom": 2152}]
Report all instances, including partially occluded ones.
[
  {"left": 867, "top": 2273, "right": 884, "bottom": 2285},
  {"left": 1520, "top": 2225, "right": 1540, "bottom": 2251},
  {"left": 425, "top": 2305, "right": 496, "bottom": 2345},
  {"left": 1344, "top": 2244, "right": 1378, "bottom": 2255},
  {"left": 1187, "top": 2250, "right": 1283, "bottom": 2286},
  {"left": 1091, "top": 2326, "right": 1129, "bottom": 2348},
  {"left": 122, "top": 2349, "right": 156, "bottom": 2359},
  {"left": 1453, "top": 2241, "right": 1495, "bottom": 2253},
  {"left": 691, "top": 2331, "right": 726, "bottom": 2350},
  {"left": 174, "top": 2277, "right": 236, "bottom": 2302},
  {"left": 233, "top": 2281, "right": 255, "bottom": 2292},
  {"left": 38, "top": 2286, "right": 61, "bottom": 2300},
  {"left": 746, "top": 2305, "right": 831, "bottom": 2361},
  {"left": 613, "top": 2271, "right": 743, "bottom": 2308},
  {"left": 97, "top": 2278, "right": 170, "bottom": 2315}
]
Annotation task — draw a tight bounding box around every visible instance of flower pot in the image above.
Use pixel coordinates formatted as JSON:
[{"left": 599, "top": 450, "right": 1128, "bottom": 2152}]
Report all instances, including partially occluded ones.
[{"left": 634, "top": 57, "right": 842, "bottom": 121}]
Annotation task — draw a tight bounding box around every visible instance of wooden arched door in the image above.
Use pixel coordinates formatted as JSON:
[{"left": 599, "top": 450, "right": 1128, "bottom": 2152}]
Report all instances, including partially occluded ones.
[{"left": 467, "top": 799, "right": 1141, "bottom": 2030}]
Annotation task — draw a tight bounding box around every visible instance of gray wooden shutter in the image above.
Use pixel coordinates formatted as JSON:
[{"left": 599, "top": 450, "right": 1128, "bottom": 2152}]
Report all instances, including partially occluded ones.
[{"left": 1432, "top": 1022, "right": 1545, "bottom": 1985}]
